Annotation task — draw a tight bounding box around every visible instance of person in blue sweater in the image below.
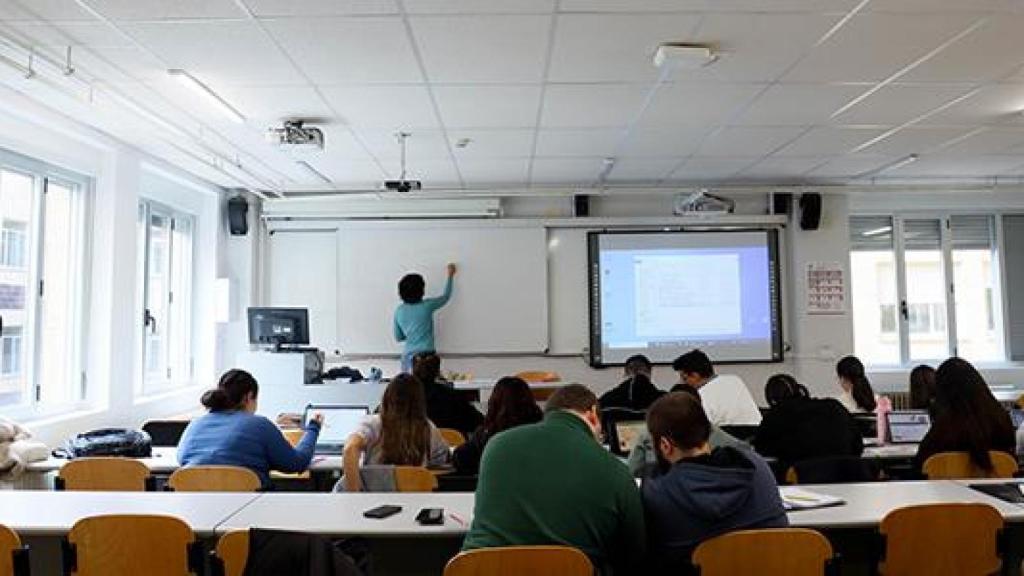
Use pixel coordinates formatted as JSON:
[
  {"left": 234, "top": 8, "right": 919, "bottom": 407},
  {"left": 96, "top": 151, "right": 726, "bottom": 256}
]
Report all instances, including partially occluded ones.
[
  {"left": 394, "top": 263, "right": 456, "bottom": 372},
  {"left": 177, "top": 369, "right": 322, "bottom": 489}
]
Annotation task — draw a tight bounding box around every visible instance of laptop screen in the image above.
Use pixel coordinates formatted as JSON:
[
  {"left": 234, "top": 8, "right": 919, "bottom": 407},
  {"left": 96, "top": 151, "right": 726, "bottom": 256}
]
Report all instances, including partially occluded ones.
[
  {"left": 304, "top": 405, "right": 369, "bottom": 447},
  {"left": 887, "top": 411, "right": 931, "bottom": 444},
  {"left": 1009, "top": 409, "right": 1024, "bottom": 429},
  {"left": 614, "top": 421, "right": 647, "bottom": 454}
]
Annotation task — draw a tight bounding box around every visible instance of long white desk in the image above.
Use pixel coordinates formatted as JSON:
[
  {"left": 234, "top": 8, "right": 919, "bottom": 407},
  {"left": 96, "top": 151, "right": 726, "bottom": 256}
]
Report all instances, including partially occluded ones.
[{"left": 23, "top": 446, "right": 346, "bottom": 475}]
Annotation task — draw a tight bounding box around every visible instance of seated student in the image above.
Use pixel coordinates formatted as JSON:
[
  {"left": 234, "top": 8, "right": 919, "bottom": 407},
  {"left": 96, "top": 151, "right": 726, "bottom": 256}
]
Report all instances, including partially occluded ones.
[
  {"left": 178, "top": 369, "right": 322, "bottom": 489},
  {"left": 641, "top": 392, "right": 787, "bottom": 574},
  {"left": 463, "top": 384, "right": 644, "bottom": 574},
  {"left": 599, "top": 354, "right": 666, "bottom": 412},
  {"left": 753, "top": 374, "right": 863, "bottom": 469},
  {"left": 909, "top": 364, "right": 937, "bottom": 412},
  {"left": 835, "top": 356, "right": 878, "bottom": 414},
  {"left": 916, "top": 357, "right": 1015, "bottom": 474},
  {"left": 411, "top": 352, "right": 483, "bottom": 437},
  {"left": 673, "top": 349, "right": 762, "bottom": 426},
  {"left": 452, "top": 376, "right": 542, "bottom": 475},
  {"left": 628, "top": 385, "right": 748, "bottom": 478},
  {"left": 342, "top": 373, "right": 450, "bottom": 491}
]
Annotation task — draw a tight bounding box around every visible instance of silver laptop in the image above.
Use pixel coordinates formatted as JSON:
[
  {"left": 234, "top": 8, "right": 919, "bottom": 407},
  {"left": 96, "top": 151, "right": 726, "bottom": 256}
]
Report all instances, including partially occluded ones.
[
  {"left": 303, "top": 404, "right": 369, "bottom": 455},
  {"left": 886, "top": 410, "right": 931, "bottom": 444}
]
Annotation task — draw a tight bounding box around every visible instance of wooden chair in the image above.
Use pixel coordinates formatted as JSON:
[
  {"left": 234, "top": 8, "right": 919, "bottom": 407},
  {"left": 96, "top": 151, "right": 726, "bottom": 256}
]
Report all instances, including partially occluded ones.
[
  {"left": 879, "top": 503, "right": 1003, "bottom": 576},
  {"left": 167, "top": 465, "right": 261, "bottom": 492},
  {"left": 445, "top": 546, "right": 592, "bottom": 576},
  {"left": 394, "top": 466, "right": 439, "bottom": 492},
  {"left": 214, "top": 530, "right": 249, "bottom": 576},
  {"left": 693, "top": 529, "right": 834, "bottom": 576},
  {"left": 0, "top": 524, "right": 29, "bottom": 576},
  {"left": 65, "top": 514, "right": 202, "bottom": 576},
  {"left": 922, "top": 451, "right": 1018, "bottom": 479},
  {"left": 57, "top": 457, "right": 154, "bottom": 491},
  {"left": 439, "top": 428, "right": 467, "bottom": 448}
]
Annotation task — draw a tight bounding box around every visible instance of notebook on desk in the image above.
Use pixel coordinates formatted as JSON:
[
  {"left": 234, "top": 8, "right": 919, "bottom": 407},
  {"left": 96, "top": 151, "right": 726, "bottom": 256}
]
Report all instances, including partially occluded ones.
[
  {"left": 779, "top": 487, "right": 846, "bottom": 511},
  {"left": 303, "top": 404, "right": 369, "bottom": 455}
]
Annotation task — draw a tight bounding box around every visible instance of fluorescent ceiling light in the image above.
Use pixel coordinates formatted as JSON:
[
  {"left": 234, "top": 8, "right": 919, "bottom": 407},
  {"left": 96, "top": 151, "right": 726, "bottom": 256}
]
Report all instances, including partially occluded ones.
[
  {"left": 855, "top": 154, "right": 920, "bottom": 179},
  {"left": 168, "top": 69, "right": 245, "bottom": 124},
  {"left": 862, "top": 226, "right": 892, "bottom": 237}
]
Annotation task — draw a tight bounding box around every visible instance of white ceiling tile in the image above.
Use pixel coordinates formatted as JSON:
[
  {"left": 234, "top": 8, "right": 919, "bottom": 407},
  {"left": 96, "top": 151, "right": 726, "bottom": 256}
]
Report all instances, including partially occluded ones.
[
  {"left": 694, "top": 126, "right": 806, "bottom": 157},
  {"left": 535, "top": 129, "right": 622, "bottom": 157},
  {"left": 547, "top": 13, "right": 703, "bottom": 83},
  {"left": 301, "top": 126, "right": 372, "bottom": 159},
  {"left": 403, "top": 0, "right": 554, "bottom": 14},
  {"left": 411, "top": 15, "right": 551, "bottom": 83},
  {"left": 733, "top": 84, "right": 867, "bottom": 126},
  {"left": 641, "top": 82, "right": 763, "bottom": 126},
  {"left": 86, "top": 0, "right": 245, "bottom": 20},
  {"left": 459, "top": 158, "right": 531, "bottom": 185},
  {"left": 540, "top": 84, "right": 649, "bottom": 128},
  {"left": 920, "top": 84, "right": 1024, "bottom": 125},
  {"left": 605, "top": 158, "right": 680, "bottom": 184},
  {"left": 834, "top": 85, "right": 975, "bottom": 125},
  {"left": 264, "top": 17, "right": 421, "bottom": 83},
  {"left": 938, "top": 129, "right": 1024, "bottom": 155},
  {"left": 807, "top": 154, "right": 894, "bottom": 178},
  {"left": 358, "top": 130, "right": 450, "bottom": 160},
  {"left": 398, "top": 158, "right": 461, "bottom": 186},
  {"left": 738, "top": 156, "right": 829, "bottom": 179},
  {"left": 619, "top": 126, "right": 715, "bottom": 157},
  {"left": 858, "top": 126, "right": 975, "bottom": 156},
  {"left": 867, "top": 0, "right": 1022, "bottom": 13},
  {"left": 319, "top": 85, "right": 439, "bottom": 130},
  {"left": 885, "top": 154, "right": 1024, "bottom": 177},
  {"left": 776, "top": 126, "right": 889, "bottom": 156},
  {"left": 245, "top": 0, "right": 397, "bottom": 17},
  {"left": 560, "top": 0, "right": 857, "bottom": 12},
  {"left": 669, "top": 157, "right": 754, "bottom": 181},
  {"left": 530, "top": 157, "right": 603, "bottom": 184},
  {"left": 783, "top": 12, "right": 980, "bottom": 83},
  {"left": 3, "top": 22, "right": 132, "bottom": 47},
  {"left": 318, "top": 158, "right": 386, "bottom": 185},
  {"left": 213, "top": 85, "right": 335, "bottom": 123},
  {"left": 432, "top": 85, "right": 541, "bottom": 128},
  {"left": 900, "top": 17, "right": 1024, "bottom": 83},
  {"left": 122, "top": 21, "right": 305, "bottom": 85},
  {"left": 447, "top": 129, "right": 535, "bottom": 158},
  {"left": 0, "top": 0, "right": 93, "bottom": 21},
  {"left": 73, "top": 46, "right": 168, "bottom": 82}
]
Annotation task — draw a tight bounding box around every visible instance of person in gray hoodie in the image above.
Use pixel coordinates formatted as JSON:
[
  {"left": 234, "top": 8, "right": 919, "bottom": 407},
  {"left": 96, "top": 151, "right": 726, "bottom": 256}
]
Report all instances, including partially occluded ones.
[{"left": 641, "top": 391, "right": 787, "bottom": 574}]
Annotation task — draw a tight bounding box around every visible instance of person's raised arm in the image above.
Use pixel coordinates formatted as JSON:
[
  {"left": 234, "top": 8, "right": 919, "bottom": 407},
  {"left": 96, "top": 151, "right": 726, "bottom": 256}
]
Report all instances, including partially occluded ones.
[
  {"left": 342, "top": 434, "right": 367, "bottom": 491},
  {"left": 263, "top": 414, "right": 321, "bottom": 473},
  {"left": 426, "top": 263, "right": 456, "bottom": 311}
]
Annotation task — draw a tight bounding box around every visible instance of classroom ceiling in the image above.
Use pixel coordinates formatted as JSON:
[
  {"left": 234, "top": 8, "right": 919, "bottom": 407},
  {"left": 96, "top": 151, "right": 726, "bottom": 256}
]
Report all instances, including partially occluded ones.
[{"left": 3, "top": 0, "right": 1024, "bottom": 194}]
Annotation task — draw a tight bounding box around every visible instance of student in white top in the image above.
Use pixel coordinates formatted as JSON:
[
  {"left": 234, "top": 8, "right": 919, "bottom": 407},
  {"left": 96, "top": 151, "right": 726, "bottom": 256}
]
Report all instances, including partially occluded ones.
[
  {"left": 835, "top": 356, "right": 878, "bottom": 414},
  {"left": 672, "top": 349, "right": 762, "bottom": 426}
]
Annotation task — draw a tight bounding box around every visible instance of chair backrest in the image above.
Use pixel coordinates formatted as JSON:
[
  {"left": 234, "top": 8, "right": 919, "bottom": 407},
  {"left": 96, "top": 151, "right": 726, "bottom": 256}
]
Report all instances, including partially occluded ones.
[
  {"left": 922, "top": 451, "right": 1018, "bottom": 479},
  {"left": 439, "top": 428, "right": 467, "bottom": 448},
  {"left": 140, "top": 420, "right": 189, "bottom": 447},
  {"left": 58, "top": 457, "right": 152, "bottom": 491},
  {"left": 445, "top": 546, "right": 593, "bottom": 576},
  {"left": 215, "top": 530, "right": 249, "bottom": 576},
  {"left": 880, "top": 503, "right": 1003, "bottom": 576},
  {"left": 67, "top": 514, "right": 198, "bottom": 576},
  {"left": 394, "top": 466, "right": 438, "bottom": 492},
  {"left": 0, "top": 523, "right": 26, "bottom": 576},
  {"left": 514, "top": 371, "right": 560, "bottom": 383},
  {"left": 693, "top": 529, "right": 833, "bottom": 576},
  {"left": 168, "top": 466, "right": 261, "bottom": 492},
  {"left": 786, "top": 456, "right": 878, "bottom": 485}
]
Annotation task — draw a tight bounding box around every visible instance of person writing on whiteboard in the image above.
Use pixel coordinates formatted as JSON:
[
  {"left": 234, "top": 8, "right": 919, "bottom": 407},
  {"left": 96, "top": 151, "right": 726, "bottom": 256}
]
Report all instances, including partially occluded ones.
[
  {"left": 394, "top": 263, "right": 457, "bottom": 373},
  {"left": 672, "top": 349, "right": 762, "bottom": 427}
]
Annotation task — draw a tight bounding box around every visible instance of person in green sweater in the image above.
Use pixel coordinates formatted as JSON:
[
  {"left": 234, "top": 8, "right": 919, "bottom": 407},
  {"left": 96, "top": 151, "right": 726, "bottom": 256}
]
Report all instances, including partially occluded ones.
[
  {"left": 394, "top": 264, "right": 456, "bottom": 373},
  {"left": 463, "top": 384, "right": 645, "bottom": 575}
]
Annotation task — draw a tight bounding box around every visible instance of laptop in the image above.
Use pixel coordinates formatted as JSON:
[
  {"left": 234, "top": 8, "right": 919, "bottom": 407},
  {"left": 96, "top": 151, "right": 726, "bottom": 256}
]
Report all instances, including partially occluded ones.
[
  {"left": 886, "top": 410, "right": 931, "bottom": 444},
  {"left": 1009, "top": 408, "right": 1024, "bottom": 429},
  {"left": 302, "top": 404, "right": 369, "bottom": 455},
  {"left": 608, "top": 420, "right": 647, "bottom": 456}
]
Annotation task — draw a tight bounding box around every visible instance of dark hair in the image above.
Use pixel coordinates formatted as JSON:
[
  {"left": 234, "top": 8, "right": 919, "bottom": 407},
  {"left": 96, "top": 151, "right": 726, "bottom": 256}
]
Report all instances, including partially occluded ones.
[
  {"left": 672, "top": 349, "right": 714, "bottom": 378},
  {"left": 483, "top": 377, "right": 542, "bottom": 437},
  {"left": 379, "top": 374, "right": 431, "bottom": 466},
  {"left": 672, "top": 384, "right": 701, "bottom": 403},
  {"left": 909, "top": 364, "right": 937, "bottom": 411},
  {"left": 764, "top": 373, "right": 810, "bottom": 407},
  {"left": 837, "top": 356, "right": 876, "bottom": 412},
  {"left": 933, "top": 357, "right": 1007, "bottom": 471},
  {"left": 201, "top": 369, "right": 258, "bottom": 412},
  {"left": 646, "top": 391, "right": 711, "bottom": 452},
  {"left": 412, "top": 352, "right": 442, "bottom": 386},
  {"left": 398, "top": 274, "right": 425, "bottom": 304},
  {"left": 545, "top": 383, "right": 598, "bottom": 414},
  {"left": 624, "top": 354, "right": 653, "bottom": 377}
]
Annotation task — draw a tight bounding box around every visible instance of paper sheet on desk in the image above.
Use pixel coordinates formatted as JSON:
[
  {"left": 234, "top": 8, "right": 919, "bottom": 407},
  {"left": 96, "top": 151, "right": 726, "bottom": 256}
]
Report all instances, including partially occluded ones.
[{"left": 780, "top": 487, "right": 845, "bottom": 511}]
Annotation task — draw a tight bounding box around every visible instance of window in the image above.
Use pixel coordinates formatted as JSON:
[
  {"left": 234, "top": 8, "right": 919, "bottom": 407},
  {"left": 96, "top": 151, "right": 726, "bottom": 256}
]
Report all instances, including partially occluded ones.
[
  {"left": 137, "top": 200, "right": 194, "bottom": 393},
  {"left": 0, "top": 158, "right": 87, "bottom": 411},
  {"left": 850, "top": 214, "right": 1004, "bottom": 366}
]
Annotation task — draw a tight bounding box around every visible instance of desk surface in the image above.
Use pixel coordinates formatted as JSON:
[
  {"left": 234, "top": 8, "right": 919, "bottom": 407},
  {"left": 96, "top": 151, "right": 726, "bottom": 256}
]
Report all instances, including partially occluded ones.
[
  {"left": 25, "top": 447, "right": 346, "bottom": 474},
  {"left": 0, "top": 491, "right": 261, "bottom": 536}
]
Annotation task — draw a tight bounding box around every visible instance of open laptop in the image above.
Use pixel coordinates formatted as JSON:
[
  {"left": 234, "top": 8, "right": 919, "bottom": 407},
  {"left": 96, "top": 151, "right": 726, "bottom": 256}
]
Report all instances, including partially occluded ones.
[
  {"left": 608, "top": 420, "right": 647, "bottom": 456},
  {"left": 1008, "top": 408, "right": 1024, "bottom": 429},
  {"left": 302, "top": 404, "right": 369, "bottom": 455},
  {"left": 886, "top": 410, "right": 931, "bottom": 444}
]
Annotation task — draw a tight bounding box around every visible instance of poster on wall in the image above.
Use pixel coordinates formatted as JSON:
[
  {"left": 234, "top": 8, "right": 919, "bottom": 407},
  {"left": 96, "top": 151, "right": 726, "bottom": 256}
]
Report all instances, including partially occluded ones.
[{"left": 806, "top": 262, "right": 846, "bottom": 315}]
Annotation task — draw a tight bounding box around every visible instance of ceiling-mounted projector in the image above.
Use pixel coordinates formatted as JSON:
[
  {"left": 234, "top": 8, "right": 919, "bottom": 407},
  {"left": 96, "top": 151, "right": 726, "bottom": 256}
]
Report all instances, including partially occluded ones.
[
  {"left": 266, "top": 120, "right": 324, "bottom": 150},
  {"left": 384, "top": 180, "right": 422, "bottom": 193}
]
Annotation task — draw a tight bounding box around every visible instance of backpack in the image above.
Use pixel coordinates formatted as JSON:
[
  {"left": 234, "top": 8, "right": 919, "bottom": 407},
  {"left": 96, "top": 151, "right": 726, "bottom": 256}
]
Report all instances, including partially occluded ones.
[{"left": 57, "top": 428, "right": 153, "bottom": 459}]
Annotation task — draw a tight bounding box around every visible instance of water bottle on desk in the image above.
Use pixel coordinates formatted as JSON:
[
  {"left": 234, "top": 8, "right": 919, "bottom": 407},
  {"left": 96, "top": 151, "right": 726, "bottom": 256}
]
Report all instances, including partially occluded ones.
[
  {"left": 369, "top": 367, "right": 383, "bottom": 383},
  {"left": 876, "top": 395, "right": 892, "bottom": 445}
]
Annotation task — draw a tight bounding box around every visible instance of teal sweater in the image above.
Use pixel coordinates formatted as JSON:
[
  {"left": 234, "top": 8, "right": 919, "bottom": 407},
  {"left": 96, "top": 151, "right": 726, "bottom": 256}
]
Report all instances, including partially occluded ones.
[
  {"left": 464, "top": 411, "right": 645, "bottom": 574},
  {"left": 394, "top": 276, "right": 453, "bottom": 355}
]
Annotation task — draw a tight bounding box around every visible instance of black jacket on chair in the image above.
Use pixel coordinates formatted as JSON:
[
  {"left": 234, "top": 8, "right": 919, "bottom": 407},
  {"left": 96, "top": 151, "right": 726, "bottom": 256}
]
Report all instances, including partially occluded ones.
[
  {"left": 423, "top": 380, "right": 484, "bottom": 437},
  {"left": 238, "top": 529, "right": 363, "bottom": 576},
  {"left": 754, "top": 397, "right": 864, "bottom": 469}
]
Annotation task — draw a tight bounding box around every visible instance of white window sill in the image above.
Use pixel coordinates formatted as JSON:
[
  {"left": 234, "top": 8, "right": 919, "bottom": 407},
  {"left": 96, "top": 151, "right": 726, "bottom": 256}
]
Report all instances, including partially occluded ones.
[
  {"left": 134, "top": 382, "right": 204, "bottom": 406},
  {"left": 3, "top": 404, "right": 105, "bottom": 429}
]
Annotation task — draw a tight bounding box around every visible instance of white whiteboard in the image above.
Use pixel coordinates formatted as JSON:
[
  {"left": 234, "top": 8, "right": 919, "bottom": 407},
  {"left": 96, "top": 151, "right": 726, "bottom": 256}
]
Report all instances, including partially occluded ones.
[
  {"left": 267, "top": 230, "right": 340, "bottom": 354},
  {"left": 548, "top": 227, "right": 590, "bottom": 355},
  {"left": 336, "top": 222, "right": 549, "bottom": 355}
]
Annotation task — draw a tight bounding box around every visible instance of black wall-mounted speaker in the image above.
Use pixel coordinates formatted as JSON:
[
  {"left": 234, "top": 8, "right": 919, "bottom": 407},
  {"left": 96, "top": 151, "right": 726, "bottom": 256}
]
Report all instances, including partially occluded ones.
[
  {"left": 573, "top": 194, "right": 590, "bottom": 217},
  {"left": 772, "top": 192, "right": 792, "bottom": 216},
  {"left": 799, "top": 193, "right": 822, "bottom": 231},
  {"left": 227, "top": 196, "right": 249, "bottom": 236}
]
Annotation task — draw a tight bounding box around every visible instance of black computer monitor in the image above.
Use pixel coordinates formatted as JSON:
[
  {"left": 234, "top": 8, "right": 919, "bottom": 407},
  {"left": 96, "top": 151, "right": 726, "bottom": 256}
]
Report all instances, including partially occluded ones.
[{"left": 247, "top": 307, "right": 310, "bottom": 347}]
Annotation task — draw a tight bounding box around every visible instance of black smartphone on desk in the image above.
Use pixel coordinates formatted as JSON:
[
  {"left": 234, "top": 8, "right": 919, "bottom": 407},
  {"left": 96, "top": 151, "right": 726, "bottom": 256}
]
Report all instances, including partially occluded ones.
[
  {"left": 364, "top": 505, "right": 402, "bottom": 519},
  {"left": 416, "top": 507, "right": 444, "bottom": 525}
]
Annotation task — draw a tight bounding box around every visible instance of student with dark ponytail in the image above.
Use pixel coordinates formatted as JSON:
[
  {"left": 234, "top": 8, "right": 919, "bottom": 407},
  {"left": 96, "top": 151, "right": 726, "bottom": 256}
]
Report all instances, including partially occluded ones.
[
  {"left": 835, "top": 356, "right": 878, "bottom": 413},
  {"left": 178, "top": 369, "right": 323, "bottom": 488}
]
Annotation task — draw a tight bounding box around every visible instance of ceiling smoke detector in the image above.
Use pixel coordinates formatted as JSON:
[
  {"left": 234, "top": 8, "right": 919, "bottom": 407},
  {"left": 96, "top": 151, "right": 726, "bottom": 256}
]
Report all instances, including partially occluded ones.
[{"left": 266, "top": 120, "right": 324, "bottom": 150}]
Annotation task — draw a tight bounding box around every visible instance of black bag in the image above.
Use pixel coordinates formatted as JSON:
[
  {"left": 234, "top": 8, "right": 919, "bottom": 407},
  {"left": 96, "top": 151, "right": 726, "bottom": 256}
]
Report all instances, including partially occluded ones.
[{"left": 57, "top": 428, "right": 153, "bottom": 459}]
